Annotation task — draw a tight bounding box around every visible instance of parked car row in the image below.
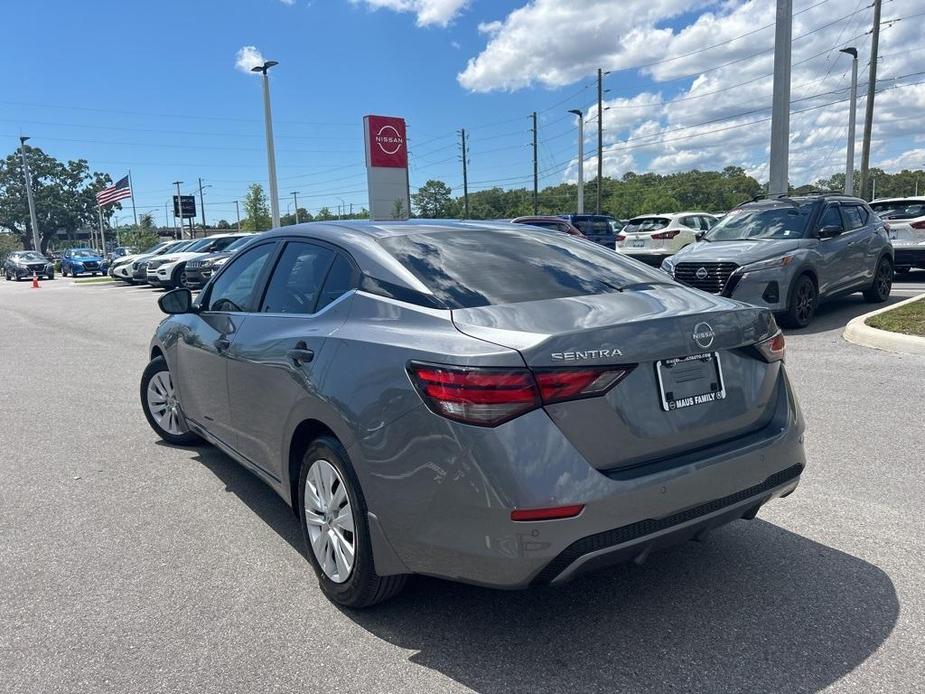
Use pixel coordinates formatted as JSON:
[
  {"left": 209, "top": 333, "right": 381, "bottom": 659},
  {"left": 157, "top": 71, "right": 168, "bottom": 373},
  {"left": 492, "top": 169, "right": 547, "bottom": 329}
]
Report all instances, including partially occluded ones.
[{"left": 108, "top": 233, "right": 254, "bottom": 290}]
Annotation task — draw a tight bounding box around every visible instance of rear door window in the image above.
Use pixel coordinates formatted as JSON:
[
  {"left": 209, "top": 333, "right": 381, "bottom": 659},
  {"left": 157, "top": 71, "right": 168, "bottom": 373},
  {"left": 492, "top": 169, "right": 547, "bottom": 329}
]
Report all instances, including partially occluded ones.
[
  {"left": 841, "top": 205, "right": 865, "bottom": 230},
  {"left": 260, "top": 241, "right": 335, "bottom": 314},
  {"left": 377, "top": 228, "right": 663, "bottom": 309},
  {"left": 591, "top": 218, "right": 613, "bottom": 236},
  {"left": 316, "top": 254, "right": 359, "bottom": 312}
]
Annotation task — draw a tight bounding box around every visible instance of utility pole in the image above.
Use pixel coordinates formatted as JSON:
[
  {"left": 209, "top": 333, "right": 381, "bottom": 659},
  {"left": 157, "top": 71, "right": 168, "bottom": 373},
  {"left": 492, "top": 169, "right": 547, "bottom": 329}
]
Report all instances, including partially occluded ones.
[
  {"left": 198, "top": 177, "right": 207, "bottom": 234},
  {"left": 860, "top": 0, "right": 882, "bottom": 200},
  {"left": 164, "top": 202, "right": 170, "bottom": 232},
  {"left": 597, "top": 69, "right": 604, "bottom": 214},
  {"left": 840, "top": 48, "right": 859, "bottom": 195},
  {"left": 568, "top": 109, "right": 584, "bottom": 213},
  {"left": 531, "top": 112, "right": 538, "bottom": 214},
  {"left": 172, "top": 181, "right": 183, "bottom": 239},
  {"left": 235, "top": 200, "right": 241, "bottom": 231},
  {"left": 459, "top": 129, "right": 469, "bottom": 219},
  {"left": 291, "top": 192, "right": 300, "bottom": 223},
  {"left": 769, "top": 0, "right": 793, "bottom": 196},
  {"left": 18, "top": 137, "right": 41, "bottom": 251}
]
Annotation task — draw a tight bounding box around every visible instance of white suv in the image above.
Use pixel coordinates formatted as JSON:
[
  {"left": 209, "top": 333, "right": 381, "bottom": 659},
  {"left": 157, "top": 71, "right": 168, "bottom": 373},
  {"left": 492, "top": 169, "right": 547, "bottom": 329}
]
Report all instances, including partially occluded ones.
[
  {"left": 870, "top": 197, "right": 925, "bottom": 273},
  {"left": 146, "top": 233, "right": 248, "bottom": 288},
  {"left": 617, "top": 212, "right": 718, "bottom": 266}
]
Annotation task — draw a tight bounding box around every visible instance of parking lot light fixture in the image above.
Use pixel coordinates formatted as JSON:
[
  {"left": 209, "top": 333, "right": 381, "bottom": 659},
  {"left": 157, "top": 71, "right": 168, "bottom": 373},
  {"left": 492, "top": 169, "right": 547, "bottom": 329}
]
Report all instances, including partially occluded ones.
[
  {"left": 19, "top": 136, "right": 41, "bottom": 251},
  {"left": 840, "top": 47, "right": 858, "bottom": 196},
  {"left": 251, "top": 60, "right": 281, "bottom": 229}
]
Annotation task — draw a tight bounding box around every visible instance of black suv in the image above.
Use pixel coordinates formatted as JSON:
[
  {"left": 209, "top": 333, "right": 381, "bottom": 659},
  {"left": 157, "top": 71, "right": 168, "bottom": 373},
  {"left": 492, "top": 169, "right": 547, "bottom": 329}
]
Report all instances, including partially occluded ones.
[{"left": 558, "top": 214, "right": 622, "bottom": 246}]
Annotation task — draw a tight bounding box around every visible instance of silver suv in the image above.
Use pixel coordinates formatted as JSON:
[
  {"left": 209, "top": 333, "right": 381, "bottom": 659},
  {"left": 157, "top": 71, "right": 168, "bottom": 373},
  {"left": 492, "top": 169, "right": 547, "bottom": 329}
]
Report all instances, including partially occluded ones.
[{"left": 661, "top": 195, "right": 894, "bottom": 327}]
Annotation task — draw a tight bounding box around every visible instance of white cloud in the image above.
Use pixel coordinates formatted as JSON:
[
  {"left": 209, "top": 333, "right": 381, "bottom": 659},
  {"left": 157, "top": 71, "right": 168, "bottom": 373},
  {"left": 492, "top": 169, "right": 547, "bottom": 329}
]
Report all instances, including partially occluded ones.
[
  {"left": 470, "top": 0, "right": 925, "bottom": 184},
  {"left": 351, "top": 0, "right": 469, "bottom": 27},
  {"left": 235, "top": 46, "right": 266, "bottom": 73},
  {"left": 279, "top": 0, "right": 295, "bottom": 5},
  {"left": 879, "top": 148, "right": 925, "bottom": 172}
]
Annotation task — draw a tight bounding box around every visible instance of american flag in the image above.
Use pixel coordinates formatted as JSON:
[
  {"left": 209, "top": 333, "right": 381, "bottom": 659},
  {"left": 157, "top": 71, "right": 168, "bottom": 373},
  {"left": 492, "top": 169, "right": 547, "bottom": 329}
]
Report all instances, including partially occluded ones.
[{"left": 95, "top": 175, "right": 133, "bottom": 207}]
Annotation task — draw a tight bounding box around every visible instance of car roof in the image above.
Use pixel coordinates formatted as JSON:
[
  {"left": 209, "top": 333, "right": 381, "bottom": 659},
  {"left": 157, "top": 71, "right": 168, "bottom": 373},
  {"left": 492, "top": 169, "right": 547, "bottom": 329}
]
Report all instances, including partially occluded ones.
[{"left": 871, "top": 196, "right": 925, "bottom": 203}]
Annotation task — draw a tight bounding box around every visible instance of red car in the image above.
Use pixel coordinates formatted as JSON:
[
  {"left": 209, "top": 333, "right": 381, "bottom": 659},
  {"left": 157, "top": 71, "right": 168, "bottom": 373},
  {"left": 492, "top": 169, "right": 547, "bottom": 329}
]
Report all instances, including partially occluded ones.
[{"left": 511, "top": 216, "right": 586, "bottom": 237}]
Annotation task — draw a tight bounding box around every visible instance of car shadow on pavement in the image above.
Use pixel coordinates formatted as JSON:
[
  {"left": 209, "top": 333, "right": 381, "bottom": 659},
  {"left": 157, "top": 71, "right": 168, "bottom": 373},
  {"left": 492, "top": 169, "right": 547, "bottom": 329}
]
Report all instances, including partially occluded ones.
[
  {"left": 348, "top": 520, "right": 898, "bottom": 693},
  {"left": 784, "top": 292, "right": 911, "bottom": 336}
]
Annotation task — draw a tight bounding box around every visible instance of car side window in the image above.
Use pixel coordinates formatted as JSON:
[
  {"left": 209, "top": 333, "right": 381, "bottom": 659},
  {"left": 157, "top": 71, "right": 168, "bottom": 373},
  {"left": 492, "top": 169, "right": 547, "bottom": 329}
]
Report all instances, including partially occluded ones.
[
  {"left": 818, "top": 205, "right": 843, "bottom": 232},
  {"left": 260, "top": 241, "right": 335, "bottom": 314},
  {"left": 592, "top": 218, "right": 612, "bottom": 236},
  {"left": 842, "top": 205, "right": 864, "bottom": 230},
  {"left": 206, "top": 244, "right": 274, "bottom": 313},
  {"left": 316, "top": 254, "right": 359, "bottom": 312},
  {"left": 701, "top": 216, "right": 716, "bottom": 230},
  {"left": 679, "top": 216, "right": 697, "bottom": 229}
]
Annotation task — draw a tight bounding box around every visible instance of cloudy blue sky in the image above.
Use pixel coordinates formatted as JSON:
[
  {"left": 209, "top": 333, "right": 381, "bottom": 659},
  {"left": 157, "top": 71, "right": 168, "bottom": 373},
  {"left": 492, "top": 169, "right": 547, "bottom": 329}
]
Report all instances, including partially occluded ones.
[{"left": 5, "top": 0, "right": 924, "bottom": 222}]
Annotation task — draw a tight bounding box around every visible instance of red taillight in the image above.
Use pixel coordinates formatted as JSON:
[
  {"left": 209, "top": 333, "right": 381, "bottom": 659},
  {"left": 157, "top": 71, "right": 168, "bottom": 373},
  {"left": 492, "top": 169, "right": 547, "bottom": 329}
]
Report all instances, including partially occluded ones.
[
  {"left": 650, "top": 229, "right": 681, "bottom": 240},
  {"left": 911, "top": 220, "right": 925, "bottom": 229},
  {"left": 511, "top": 504, "right": 585, "bottom": 522},
  {"left": 534, "top": 367, "right": 632, "bottom": 404},
  {"left": 615, "top": 233, "right": 626, "bottom": 242},
  {"left": 755, "top": 331, "right": 785, "bottom": 362},
  {"left": 408, "top": 362, "right": 634, "bottom": 426}
]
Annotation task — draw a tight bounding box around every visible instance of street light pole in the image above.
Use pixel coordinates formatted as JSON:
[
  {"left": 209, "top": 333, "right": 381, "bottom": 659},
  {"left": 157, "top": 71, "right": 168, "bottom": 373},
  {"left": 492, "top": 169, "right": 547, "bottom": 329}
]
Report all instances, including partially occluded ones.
[
  {"left": 291, "top": 191, "right": 300, "bottom": 223},
  {"left": 198, "top": 177, "right": 208, "bottom": 234},
  {"left": 235, "top": 200, "right": 241, "bottom": 231},
  {"left": 251, "top": 60, "right": 281, "bottom": 229},
  {"left": 840, "top": 47, "right": 858, "bottom": 195},
  {"left": 19, "top": 137, "right": 41, "bottom": 251},
  {"left": 172, "top": 181, "right": 183, "bottom": 239},
  {"left": 568, "top": 109, "right": 584, "bottom": 213}
]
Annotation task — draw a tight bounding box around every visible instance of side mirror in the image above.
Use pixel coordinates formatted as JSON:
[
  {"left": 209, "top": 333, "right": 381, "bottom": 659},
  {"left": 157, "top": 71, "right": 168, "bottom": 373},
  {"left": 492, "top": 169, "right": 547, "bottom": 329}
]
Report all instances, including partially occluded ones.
[
  {"left": 695, "top": 231, "right": 706, "bottom": 241},
  {"left": 158, "top": 287, "right": 194, "bottom": 315},
  {"left": 818, "top": 225, "right": 844, "bottom": 239}
]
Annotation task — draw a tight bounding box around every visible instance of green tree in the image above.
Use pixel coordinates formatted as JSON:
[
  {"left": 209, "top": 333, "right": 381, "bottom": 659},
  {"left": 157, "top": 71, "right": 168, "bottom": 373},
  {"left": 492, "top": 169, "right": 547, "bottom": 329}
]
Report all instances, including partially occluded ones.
[
  {"left": 0, "top": 145, "right": 114, "bottom": 252},
  {"left": 316, "top": 207, "right": 333, "bottom": 221},
  {"left": 242, "top": 183, "right": 271, "bottom": 231},
  {"left": 0, "top": 232, "right": 22, "bottom": 265},
  {"left": 215, "top": 219, "right": 231, "bottom": 230},
  {"left": 412, "top": 180, "right": 454, "bottom": 218}
]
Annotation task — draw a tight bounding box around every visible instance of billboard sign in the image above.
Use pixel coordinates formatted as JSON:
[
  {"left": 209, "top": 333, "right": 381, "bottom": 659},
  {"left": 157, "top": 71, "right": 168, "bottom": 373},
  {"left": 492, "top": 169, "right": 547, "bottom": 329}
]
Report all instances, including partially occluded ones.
[
  {"left": 173, "top": 195, "right": 197, "bottom": 219},
  {"left": 364, "top": 115, "right": 410, "bottom": 221}
]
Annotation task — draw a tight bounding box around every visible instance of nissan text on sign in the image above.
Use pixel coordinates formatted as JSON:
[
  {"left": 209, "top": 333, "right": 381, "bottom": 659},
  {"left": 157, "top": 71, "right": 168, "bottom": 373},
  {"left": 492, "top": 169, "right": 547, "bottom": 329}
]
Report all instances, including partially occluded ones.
[{"left": 364, "top": 115, "right": 411, "bottom": 221}]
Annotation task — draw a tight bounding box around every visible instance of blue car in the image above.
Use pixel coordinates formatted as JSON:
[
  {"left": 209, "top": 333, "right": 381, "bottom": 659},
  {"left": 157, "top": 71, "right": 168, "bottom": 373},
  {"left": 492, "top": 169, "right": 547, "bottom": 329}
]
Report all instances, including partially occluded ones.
[{"left": 61, "top": 248, "right": 104, "bottom": 277}]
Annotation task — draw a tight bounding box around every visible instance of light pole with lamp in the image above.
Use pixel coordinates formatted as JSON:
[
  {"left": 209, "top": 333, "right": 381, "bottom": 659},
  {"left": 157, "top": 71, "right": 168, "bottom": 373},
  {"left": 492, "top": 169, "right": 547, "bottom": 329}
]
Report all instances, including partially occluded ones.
[
  {"left": 291, "top": 191, "right": 300, "bottom": 223},
  {"left": 568, "top": 109, "right": 584, "bottom": 213},
  {"left": 172, "top": 181, "right": 183, "bottom": 239},
  {"left": 19, "top": 137, "right": 41, "bottom": 251},
  {"left": 198, "top": 178, "right": 211, "bottom": 234},
  {"left": 840, "top": 47, "right": 858, "bottom": 195},
  {"left": 251, "top": 60, "right": 281, "bottom": 229}
]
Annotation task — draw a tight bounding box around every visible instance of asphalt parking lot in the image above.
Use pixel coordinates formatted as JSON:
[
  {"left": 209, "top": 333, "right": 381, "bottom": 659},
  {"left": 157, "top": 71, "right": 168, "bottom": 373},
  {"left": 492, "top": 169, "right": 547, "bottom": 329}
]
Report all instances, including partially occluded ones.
[{"left": 1, "top": 273, "right": 924, "bottom": 693}]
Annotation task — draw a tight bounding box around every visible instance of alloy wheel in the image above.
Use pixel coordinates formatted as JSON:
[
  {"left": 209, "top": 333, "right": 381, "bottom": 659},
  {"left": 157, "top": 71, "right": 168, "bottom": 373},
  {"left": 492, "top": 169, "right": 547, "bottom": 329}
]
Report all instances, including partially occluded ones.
[
  {"left": 303, "top": 459, "right": 356, "bottom": 584},
  {"left": 876, "top": 261, "right": 892, "bottom": 298},
  {"left": 145, "top": 370, "right": 188, "bottom": 436},
  {"left": 796, "top": 281, "right": 815, "bottom": 324}
]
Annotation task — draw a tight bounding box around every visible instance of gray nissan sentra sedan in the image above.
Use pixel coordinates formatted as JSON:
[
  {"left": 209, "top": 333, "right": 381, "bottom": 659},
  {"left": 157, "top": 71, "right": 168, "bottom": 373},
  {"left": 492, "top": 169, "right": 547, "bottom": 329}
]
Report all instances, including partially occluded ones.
[{"left": 141, "top": 220, "right": 805, "bottom": 607}]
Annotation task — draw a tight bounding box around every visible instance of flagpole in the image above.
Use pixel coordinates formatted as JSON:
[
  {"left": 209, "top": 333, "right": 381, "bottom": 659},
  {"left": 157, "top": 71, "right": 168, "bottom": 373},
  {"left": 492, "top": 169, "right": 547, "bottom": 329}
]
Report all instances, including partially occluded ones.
[
  {"left": 98, "top": 206, "right": 106, "bottom": 255},
  {"left": 128, "top": 170, "right": 138, "bottom": 228}
]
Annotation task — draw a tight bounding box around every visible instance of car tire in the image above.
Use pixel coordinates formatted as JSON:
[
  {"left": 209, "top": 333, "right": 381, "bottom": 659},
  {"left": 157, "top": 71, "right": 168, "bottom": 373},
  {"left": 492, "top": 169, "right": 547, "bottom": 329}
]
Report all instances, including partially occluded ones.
[
  {"left": 780, "top": 274, "right": 817, "bottom": 328},
  {"left": 298, "top": 436, "right": 407, "bottom": 608},
  {"left": 140, "top": 356, "right": 200, "bottom": 446},
  {"left": 863, "top": 257, "right": 893, "bottom": 303},
  {"left": 47, "top": 273, "right": 54, "bottom": 280}
]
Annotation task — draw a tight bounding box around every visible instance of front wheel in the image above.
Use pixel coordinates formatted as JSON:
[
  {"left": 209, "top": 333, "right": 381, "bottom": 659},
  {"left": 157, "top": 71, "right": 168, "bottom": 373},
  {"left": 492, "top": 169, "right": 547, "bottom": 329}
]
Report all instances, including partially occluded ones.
[
  {"left": 140, "top": 356, "right": 200, "bottom": 445},
  {"left": 299, "top": 437, "right": 407, "bottom": 608},
  {"left": 780, "top": 274, "right": 817, "bottom": 328},
  {"left": 46, "top": 273, "right": 54, "bottom": 280},
  {"left": 863, "top": 258, "right": 893, "bottom": 303}
]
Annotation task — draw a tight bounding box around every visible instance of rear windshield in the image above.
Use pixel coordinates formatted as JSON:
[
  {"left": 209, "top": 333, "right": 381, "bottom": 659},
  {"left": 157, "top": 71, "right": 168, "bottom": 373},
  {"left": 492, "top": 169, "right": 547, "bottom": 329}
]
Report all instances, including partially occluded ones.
[
  {"left": 704, "top": 203, "right": 814, "bottom": 241},
  {"left": 377, "top": 228, "right": 662, "bottom": 309},
  {"left": 624, "top": 217, "right": 670, "bottom": 233},
  {"left": 870, "top": 200, "right": 925, "bottom": 219}
]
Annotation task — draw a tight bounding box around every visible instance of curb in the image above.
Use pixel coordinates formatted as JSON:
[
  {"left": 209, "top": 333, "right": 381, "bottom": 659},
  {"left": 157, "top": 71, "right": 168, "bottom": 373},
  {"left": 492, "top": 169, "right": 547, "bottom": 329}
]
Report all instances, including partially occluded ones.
[{"left": 843, "top": 292, "right": 925, "bottom": 356}]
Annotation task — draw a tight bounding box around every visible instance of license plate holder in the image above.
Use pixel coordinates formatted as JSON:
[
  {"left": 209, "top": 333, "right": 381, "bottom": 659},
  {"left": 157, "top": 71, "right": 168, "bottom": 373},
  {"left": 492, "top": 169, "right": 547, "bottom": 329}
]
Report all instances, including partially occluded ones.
[
  {"left": 656, "top": 352, "right": 725, "bottom": 412},
  {"left": 630, "top": 239, "right": 646, "bottom": 248}
]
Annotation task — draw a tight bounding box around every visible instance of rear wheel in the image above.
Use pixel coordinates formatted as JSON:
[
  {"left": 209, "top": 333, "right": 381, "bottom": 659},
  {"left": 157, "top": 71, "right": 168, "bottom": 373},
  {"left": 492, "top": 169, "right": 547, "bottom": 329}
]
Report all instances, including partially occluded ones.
[
  {"left": 140, "top": 356, "right": 200, "bottom": 445},
  {"left": 863, "top": 257, "right": 893, "bottom": 303},
  {"left": 298, "top": 436, "right": 407, "bottom": 608},
  {"left": 780, "top": 274, "right": 817, "bottom": 328}
]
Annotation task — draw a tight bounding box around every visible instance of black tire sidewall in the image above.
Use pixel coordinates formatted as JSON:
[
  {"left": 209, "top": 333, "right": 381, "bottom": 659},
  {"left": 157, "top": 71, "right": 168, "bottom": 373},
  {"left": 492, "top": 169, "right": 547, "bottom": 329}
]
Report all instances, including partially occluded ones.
[
  {"left": 784, "top": 275, "right": 816, "bottom": 328},
  {"left": 139, "top": 356, "right": 199, "bottom": 445},
  {"left": 298, "top": 437, "right": 378, "bottom": 606}
]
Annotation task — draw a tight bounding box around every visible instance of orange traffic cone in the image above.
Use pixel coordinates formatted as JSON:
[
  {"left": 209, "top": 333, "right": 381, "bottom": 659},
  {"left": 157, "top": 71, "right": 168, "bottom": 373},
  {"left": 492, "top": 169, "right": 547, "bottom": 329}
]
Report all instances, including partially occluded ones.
[{"left": 31, "top": 271, "right": 40, "bottom": 289}]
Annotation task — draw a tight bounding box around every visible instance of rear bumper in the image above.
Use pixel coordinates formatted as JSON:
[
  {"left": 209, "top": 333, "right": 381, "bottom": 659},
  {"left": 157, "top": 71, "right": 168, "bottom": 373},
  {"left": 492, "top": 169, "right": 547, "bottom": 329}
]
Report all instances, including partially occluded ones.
[
  {"left": 362, "top": 371, "right": 805, "bottom": 589},
  {"left": 619, "top": 249, "right": 675, "bottom": 267},
  {"left": 893, "top": 246, "right": 925, "bottom": 268}
]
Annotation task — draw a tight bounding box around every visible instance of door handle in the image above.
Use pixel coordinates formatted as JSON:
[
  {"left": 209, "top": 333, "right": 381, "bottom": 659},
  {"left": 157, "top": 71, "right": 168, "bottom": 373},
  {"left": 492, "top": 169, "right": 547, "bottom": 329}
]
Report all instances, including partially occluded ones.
[
  {"left": 287, "top": 341, "right": 314, "bottom": 366},
  {"left": 214, "top": 337, "right": 231, "bottom": 352}
]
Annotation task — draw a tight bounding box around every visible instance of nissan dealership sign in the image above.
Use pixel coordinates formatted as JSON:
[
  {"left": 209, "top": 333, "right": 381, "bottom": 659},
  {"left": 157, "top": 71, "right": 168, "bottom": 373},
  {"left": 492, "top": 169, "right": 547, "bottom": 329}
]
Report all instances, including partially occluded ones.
[{"left": 364, "top": 115, "right": 410, "bottom": 220}]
